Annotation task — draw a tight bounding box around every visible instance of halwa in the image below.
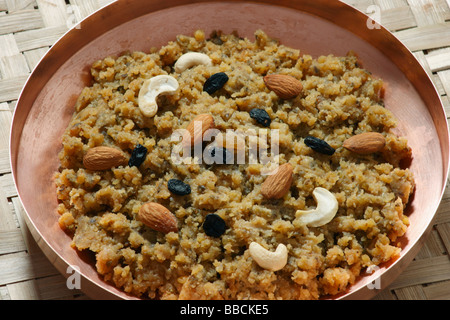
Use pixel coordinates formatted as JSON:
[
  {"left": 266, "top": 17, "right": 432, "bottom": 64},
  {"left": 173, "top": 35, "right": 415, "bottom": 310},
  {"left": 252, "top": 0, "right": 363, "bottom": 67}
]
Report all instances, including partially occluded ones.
[{"left": 54, "top": 30, "right": 414, "bottom": 299}]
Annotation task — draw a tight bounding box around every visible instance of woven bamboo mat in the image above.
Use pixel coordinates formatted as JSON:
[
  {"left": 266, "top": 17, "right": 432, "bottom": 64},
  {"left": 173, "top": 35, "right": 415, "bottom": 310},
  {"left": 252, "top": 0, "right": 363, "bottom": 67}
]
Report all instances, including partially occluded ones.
[{"left": 0, "top": 0, "right": 449, "bottom": 300}]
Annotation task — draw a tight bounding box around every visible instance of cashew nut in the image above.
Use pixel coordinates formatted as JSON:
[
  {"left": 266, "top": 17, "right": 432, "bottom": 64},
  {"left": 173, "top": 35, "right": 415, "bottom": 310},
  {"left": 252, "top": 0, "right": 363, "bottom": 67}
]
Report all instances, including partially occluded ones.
[
  {"left": 174, "top": 52, "right": 212, "bottom": 73},
  {"left": 138, "top": 75, "right": 179, "bottom": 117},
  {"left": 249, "top": 242, "right": 288, "bottom": 271},
  {"left": 295, "top": 187, "right": 338, "bottom": 227}
]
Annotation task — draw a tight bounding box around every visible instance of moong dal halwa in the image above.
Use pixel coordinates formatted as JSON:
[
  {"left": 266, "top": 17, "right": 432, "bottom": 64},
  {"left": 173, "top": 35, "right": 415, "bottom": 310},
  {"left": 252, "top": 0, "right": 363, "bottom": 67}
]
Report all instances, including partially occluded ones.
[{"left": 54, "top": 30, "right": 415, "bottom": 299}]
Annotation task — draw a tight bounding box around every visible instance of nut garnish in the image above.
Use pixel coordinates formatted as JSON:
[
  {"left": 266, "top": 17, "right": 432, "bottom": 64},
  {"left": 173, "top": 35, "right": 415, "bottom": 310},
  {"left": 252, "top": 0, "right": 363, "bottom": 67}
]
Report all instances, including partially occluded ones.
[
  {"left": 138, "top": 75, "right": 179, "bottom": 117},
  {"left": 263, "top": 74, "right": 303, "bottom": 99},
  {"left": 138, "top": 202, "right": 178, "bottom": 234},
  {"left": 261, "top": 163, "right": 293, "bottom": 200},
  {"left": 249, "top": 242, "right": 288, "bottom": 271},
  {"left": 343, "top": 132, "right": 386, "bottom": 154},
  {"left": 294, "top": 187, "right": 338, "bottom": 227},
  {"left": 182, "top": 114, "right": 215, "bottom": 149},
  {"left": 83, "top": 146, "right": 127, "bottom": 170},
  {"left": 174, "top": 52, "right": 212, "bottom": 73}
]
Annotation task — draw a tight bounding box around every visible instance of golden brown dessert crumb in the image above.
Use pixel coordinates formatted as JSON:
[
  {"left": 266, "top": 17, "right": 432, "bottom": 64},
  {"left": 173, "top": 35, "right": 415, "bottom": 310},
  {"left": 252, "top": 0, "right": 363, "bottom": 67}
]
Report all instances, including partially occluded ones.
[{"left": 55, "top": 29, "right": 414, "bottom": 300}]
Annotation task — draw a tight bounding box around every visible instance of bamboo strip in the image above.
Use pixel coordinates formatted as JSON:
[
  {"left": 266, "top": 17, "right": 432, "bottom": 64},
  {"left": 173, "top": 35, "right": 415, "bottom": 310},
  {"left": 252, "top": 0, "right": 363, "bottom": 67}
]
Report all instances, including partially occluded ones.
[
  {"left": 7, "top": 101, "right": 15, "bottom": 112},
  {"left": 394, "top": 22, "right": 450, "bottom": 51},
  {"left": 5, "top": 0, "right": 37, "bottom": 13},
  {"left": 23, "top": 47, "right": 50, "bottom": 70},
  {"left": 0, "top": 54, "right": 30, "bottom": 78},
  {"left": 14, "top": 25, "right": 68, "bottom": 52},
  {"left": 0, "top": 285, "right": 11, "bottom": 300},
  {"left": 0, "top": 34, "right": 20, "bottom": 58},
  {"left": 406, "top": 0, "right": 448, "bottom": 27},
  {"left": 394, "top": 285, "right": 428, "bottom": 300},
  {"left": 36, "top": 0, "right": 69, "bottom": 28},
  {"left": 375, "top": 0, "right": 407, "bottom": 11},
  {"left": 0, "top": 173, "right": 18, "bottom": 198},
  {"left": 0, "top": 0, "right": 8, "bottom": 11},
  {"left": 413, "top": 51, "right": 433, "bottom": 78},
  {"left": 426, "top": 47, "right": 450, "bottom": 72},
  {"left": 0, "top": 189, "right": 16, "bottom": 231},
  {"left": 345, "top": 0, "right": 375, "bottom": 12},
  {"left": 434, "top": 198, "right": 450, "bottom": 225},
  {"left": 69, "top": 0, "right": 102, "bottom": 22},
  {"left": 6, "top": 280, "right": 39, "bottom": 300},
  {"left": 442, "top": 96, "right": 450, "bottom": 118},
  {"left": 422, "top": 280, "right": 450, "bottom": 299},
  {"left": 0, "top": 75, "right": 28, "bottom": 103},
  {"left": 372, "top": 288, "right": 397, "bottom": 300},
  {"left": 414, "top": 229, "right": 447, "bottom": 259},
  {"left": 0, "top": 10, "right": 44, "bottom": 35},
  {"left": 435, "top": 222, "right": 450, "bottom": 257},
  {"left": 431, "top": 73, "right": 446, "bottom": 96},
  {"left": 0, "top": 229, "right": 27, "bottom": 255},
  {"left": 437, "top": 69, "right": 450, "bottom": 97},
  {"left": 12, "top": 197, "right": 43, "bottom": 255},
  {"left": 97, "top": 0, "right": 115, "bottom": 9},
  {"left": 0, "top": 102, "right": 8, "bottom": 111},
  {"left": 0, "top": 251, "right": 58, "bottom": 286},
  {"left": 379, "top": 6, "right": 417, "bottom": 31},
  {"left": 0, "top": 148, "right": 10, "bottom": 174},
  {"left": 388, "top": 256, "right": 450, "bottom": 289},
  {"left": 0, "top": 109, "right": 12, "bottom": 150},
  {"left": 35, "top": 274, "right": 84, "bottom": 300}
]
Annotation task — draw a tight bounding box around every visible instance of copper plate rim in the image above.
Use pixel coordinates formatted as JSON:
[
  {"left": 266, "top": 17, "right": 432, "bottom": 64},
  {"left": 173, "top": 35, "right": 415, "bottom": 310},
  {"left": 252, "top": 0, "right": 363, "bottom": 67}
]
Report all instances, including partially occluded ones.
[{"left": 9, "top": 0, "right": 450, "bottom": 300}]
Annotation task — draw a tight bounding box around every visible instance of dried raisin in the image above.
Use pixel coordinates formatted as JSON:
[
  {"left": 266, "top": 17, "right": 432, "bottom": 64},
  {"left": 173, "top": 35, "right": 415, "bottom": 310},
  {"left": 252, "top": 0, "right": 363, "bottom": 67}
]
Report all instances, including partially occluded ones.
[
  {"left": 128, "top": 144, "right": 148, "bottom": 167},
  {"left": 168, "top": 179, "right": 191, "bottom": 195},
  {"left": 304, "top": 136, "right": 335, "bottom": 155},
  {"left": 203, "top": 72, "right": 229, "bottom": 95},
  {"left": 203, "top": 213, "right": 226, "bottom": 237},
  {"left": 249, "top": 108, "right": 271, "bottom": 127},
  {"left": 205, "top": 146, "right": 233, "bottom": 164}
]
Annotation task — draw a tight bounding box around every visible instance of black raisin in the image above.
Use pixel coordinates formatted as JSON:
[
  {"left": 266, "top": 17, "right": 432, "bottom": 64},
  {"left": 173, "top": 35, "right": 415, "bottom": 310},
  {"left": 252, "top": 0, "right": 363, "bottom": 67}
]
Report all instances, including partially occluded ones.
[
  {"left": 304, "top": 136, "right": 335, "bottom": 155},
  {"left": 128, "top": 144, "right": 148, "bottom": 167},
  {"left": 249, "top": 108, "right": 271, "bottom": 127},
  {"left": 205, "top": 146, "right": 233, "bottom": 164},
  {"left": 203, "top": 213, "right": 226, "bottom": 237},
  {"left": 168, "top": 179, "right": 191, "bottom": 196},
  {"left": 209, "top": 30, "right": 223, "bottom": 45},
  {"left": 203, "top": 72, "right": 229, "bottom": 95}
]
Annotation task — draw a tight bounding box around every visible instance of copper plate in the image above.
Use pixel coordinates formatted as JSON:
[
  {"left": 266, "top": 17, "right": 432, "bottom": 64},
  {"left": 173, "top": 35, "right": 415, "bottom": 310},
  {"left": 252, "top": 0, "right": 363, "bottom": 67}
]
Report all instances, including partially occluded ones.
[{"left": 9, "top": 0, "right": 450, "bottom": 300}]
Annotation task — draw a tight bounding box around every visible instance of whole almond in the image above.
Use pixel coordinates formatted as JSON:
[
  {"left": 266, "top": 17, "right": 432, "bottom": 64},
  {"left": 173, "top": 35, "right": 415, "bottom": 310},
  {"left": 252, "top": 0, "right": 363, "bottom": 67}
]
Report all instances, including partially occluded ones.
[
  {"left": 343, "top": 132, "right": 386, "bottom": 154},
  {"left": 138, "top": 202, "right": 178, "bottom": 234},
  {"left": 263, "top": 74, "right": 303, "bottom": 99},
  {"left": 261, "top": 163, "right": 294, "bottom": 199},
  {"left": 83, "top": 146, "right": 127, "bottom": 170},
  {"left": 182, "top": 114, "right": 215, "bottom": 148}
]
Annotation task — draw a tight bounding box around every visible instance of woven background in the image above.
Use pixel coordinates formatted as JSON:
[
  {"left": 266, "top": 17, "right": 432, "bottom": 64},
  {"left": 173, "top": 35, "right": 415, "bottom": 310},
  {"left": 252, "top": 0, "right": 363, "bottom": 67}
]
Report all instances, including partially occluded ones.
[{"left": 1, "top": 0, "right": 450, "bottom": 300}]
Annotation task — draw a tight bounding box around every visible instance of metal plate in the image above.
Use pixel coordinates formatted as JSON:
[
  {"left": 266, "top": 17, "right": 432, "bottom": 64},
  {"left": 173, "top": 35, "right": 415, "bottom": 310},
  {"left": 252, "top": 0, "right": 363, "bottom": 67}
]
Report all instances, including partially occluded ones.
[{"left": 9, "top": 0, "right": 450, "bottom": 300}]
